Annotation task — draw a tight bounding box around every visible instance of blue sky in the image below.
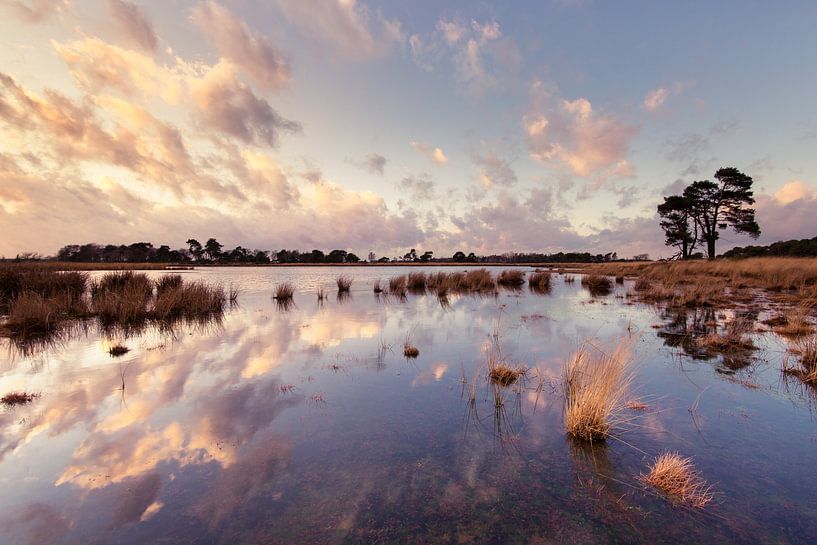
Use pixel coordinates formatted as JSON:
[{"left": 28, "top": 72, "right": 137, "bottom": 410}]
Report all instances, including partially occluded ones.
[{"left": 1, "top": 0, "right": 815, "bottom": 258}]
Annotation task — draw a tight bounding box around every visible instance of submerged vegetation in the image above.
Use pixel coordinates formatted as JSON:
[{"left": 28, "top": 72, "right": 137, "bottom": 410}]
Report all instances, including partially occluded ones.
[{"left": 0, "top": 391, "right": 39, "bottom": 406}]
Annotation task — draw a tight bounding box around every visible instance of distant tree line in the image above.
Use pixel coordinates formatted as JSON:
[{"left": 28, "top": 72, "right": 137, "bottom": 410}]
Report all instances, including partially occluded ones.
[
  {"left": 722, "top": 236, "right": 817, "bottom": 259},
  {"left": 16, "top": 239, "right": 635, "bottom": 264},
  {"left": 657, "top": 167, "right": 760, "bottom": 259}
]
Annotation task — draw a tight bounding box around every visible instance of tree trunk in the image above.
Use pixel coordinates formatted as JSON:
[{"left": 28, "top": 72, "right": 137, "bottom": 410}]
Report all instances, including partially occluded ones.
[{"left": 707, "top": 237, "right": 716, "bottom": 259}]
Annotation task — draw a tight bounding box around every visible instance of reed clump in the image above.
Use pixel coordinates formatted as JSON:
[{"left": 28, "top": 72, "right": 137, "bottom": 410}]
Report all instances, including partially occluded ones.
[
  {"left": 108, "top": 344, "right": 130, "bottom": 357},
  {"left": 783, "top": 334, "right": 817, "bottom": 384},
  {"left": 528, "top": 271, "right": 551, "bottom": 293},
  {"left": 464, "top": 269, "right": 496, "bottom": 293},
  {"left": 489, "top": 364, "right": 525, "bottom": 386},
  {"left": 153, "top": 281, "right": 226, "bottom": 321},
  {"left": 90, "top": 272, "right": 153, "bottom": 325},
  {"left": 4, "top": 292, "right": 86, "bottom": 337},
  {"left": 336, "top": 275, "right": 353, "bottom": 293},
  {"left": 0, "top": 267, "right": 87, "bottom": 307},
  {"left": 770, "top": 306, "right": 814, "bottom": 337},
  {"left": 388, "top": 275, "right": 407, "bottom": 297},
  {"left": 563, "top": 339, "right": 634, "bottom": 442},
  {"left": 273, "top": 282, "right": 295, "bottom": 301},
  {"left": 497, "top": 270, "right": 525, "bottom": 288},
  {"left": 406, "top": 272, "right": 427, "bottom": 292},
  {"left": 581, "top": 274, "right": 613, "bottom": 296},
  {"left": 696, "top": 318, "right": 755, "bottom": 352},
  {"left": 373, "top": 279, "right": 383, "bottom": 294},
  {"left": 641, "top": 452, "right": 713, "bottom": 508}
]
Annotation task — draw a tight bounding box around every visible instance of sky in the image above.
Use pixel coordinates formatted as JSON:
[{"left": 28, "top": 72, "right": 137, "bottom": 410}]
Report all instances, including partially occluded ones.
[{"left": 0, "top": 0, "right": 816, "bottom": 259}]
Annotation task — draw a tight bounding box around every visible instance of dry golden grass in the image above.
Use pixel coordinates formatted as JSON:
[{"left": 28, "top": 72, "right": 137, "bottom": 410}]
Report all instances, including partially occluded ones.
[
  {"left": 641, "top": 452, "right": 713, "bottom": 508},
  {"left": 563, "top": 338, "right": 634, "bottom": 442},
  {"left": 585, "top": 258, "right": 817, "bottom": 298},
  {"left": 489, "top": 363, "right": 525, "bottom": 386},
  {"left": 497, "top": 269, "right": 525, "bottom": 288},
  {"left": 528, "top": 271, "right": 551, "bottom": 293},
  {"left": 3, "top": 292, "right": 87, "bottom": 336},
  {"left": 153, "top": 281, "right": 226, "bottom": 321}
]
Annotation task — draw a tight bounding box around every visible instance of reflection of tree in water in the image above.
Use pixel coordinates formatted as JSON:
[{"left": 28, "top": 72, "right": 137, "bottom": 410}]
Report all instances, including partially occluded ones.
[{"left": 656, "top": 305, "right": 759, "bottom": 371}]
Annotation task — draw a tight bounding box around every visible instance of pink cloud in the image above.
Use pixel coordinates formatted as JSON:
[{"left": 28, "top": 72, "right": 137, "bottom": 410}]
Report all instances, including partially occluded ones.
[
  {"left": 524, "top": 81, "right": 638, "bottom": 179},
  {"left": 191, "top": 1, "right": 291, "bottom": 91},
  {"left": 107, "top": 0, "right": 158, "bottom": 53}
]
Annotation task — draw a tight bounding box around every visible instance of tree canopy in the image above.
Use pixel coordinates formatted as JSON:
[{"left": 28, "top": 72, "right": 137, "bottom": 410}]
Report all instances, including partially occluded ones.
[{"left": 658, "top": 167, "right": 760, "bottom": 259}]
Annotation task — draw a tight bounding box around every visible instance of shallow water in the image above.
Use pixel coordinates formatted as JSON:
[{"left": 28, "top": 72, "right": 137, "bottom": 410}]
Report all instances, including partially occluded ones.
[{"left": 1, "top": 266, "right": 816, "bottom": 544}]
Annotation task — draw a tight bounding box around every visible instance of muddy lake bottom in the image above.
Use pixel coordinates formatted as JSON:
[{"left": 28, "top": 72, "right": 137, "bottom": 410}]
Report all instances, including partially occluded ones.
[{"left": 1, "top": 266, "right": 816, "bottom": 544}]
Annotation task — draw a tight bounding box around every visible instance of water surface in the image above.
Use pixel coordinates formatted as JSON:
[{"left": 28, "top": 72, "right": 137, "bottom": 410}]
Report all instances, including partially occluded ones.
[{"left": 1, "top": 266, "right": 815, "bottom": 544}]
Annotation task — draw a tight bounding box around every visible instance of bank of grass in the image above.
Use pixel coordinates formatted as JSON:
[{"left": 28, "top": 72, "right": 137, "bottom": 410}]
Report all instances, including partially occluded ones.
[
  {"left": 583, "top": 257, "right": 817, "bottom": 300},
  {"left": 641, "top": 452, "right": 714, "bottom": 508},
  {"left": 1, "top": 269, "right": 234, "bottom": 338},
  {"left": 563, "top": 338, "right": 634, "bottom": 442}
]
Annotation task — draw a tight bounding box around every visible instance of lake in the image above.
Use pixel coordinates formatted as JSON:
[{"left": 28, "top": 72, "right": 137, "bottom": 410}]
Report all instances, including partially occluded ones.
[{"left": 1, "top": 266, "right": 815, "bottom": 544}]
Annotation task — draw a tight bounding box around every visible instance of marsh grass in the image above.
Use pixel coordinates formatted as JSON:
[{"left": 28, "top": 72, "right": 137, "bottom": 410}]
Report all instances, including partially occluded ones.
[
  {"left": 563, "top": 338, "right": 635, "bottom": 442},
  {"left": 388, "top": 275, "right": 407, "bottom": 297},
  {"left": 406, "top": 272, "right": 427, "bottom": 292},
  {"left": 316, "top": 285, "right": 327, "bottom": 301},
  {"left": 336, "top": 275, "right": 353, "bottom": 293},
  {"left": 770, "top": 306, "right": 814, "bottom": 337},
  {"left": 153, "top": 281, "right": 226, "bottom": 321},
  {"left": 155, "top": 274, "right": 183, "bottom": 295},
  {"left": 4, "top": 292, "right": 84, "bottom": 337},
  {"left": 0, "top": 267, "right": 87, "bottom": 308},
  {"left": 697, "top": 318, "right": 755, "bottom": 352},
  {"left": 91, "top": 272, "right": 153, "bottom": 325},
  {"left": 581, "top": 274, "right": 613, "bottom": 296},
  {"left": 528, "top": 271, "right": 551, "bottom": 294},
  {"left": 783, "top": 334, "right": 817, "bottom": 385},
  {"left": 274, "top": 282, "right": 295, "bottom": 300},
  {"left": 372, "top": 279, "right": 383, "bottom": 294},
  {"left": 497, "top": 270, "right": 525, "bottom": 288},
  {"left": 641, "top": 452, "right": 714, "bottom": 508},
  {"left": 0, "top": 391, "right": 39, "bottom": 406},
  {"left": 564, "top": 275, "right": 575, "bottom": 284}
]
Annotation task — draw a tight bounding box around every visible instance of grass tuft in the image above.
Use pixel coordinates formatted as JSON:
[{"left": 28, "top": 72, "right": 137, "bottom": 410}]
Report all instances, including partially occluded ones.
[
  {"left": 581, "top": 274, "right": 613, "bottom": 296},
  {"left": 641, "top": 452, "right": 714, "bottom": 508},
  {"left": 563, "top": 338, "right": 634, "bottom": 442},
  {"left": 497, "top": 270, "right": 525, "bottom": 288},
  {"left": 108, "top": 344, "right": 130, "bottom": 357},
  {"left": 528, "top": 271, "right": 551, "bottom": 293},
  {"left": 274, "top": 282, "right": 295, "bottom": 300},
  {"left": 336, "top": 275, "right": 353, "bottom": 293}
]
